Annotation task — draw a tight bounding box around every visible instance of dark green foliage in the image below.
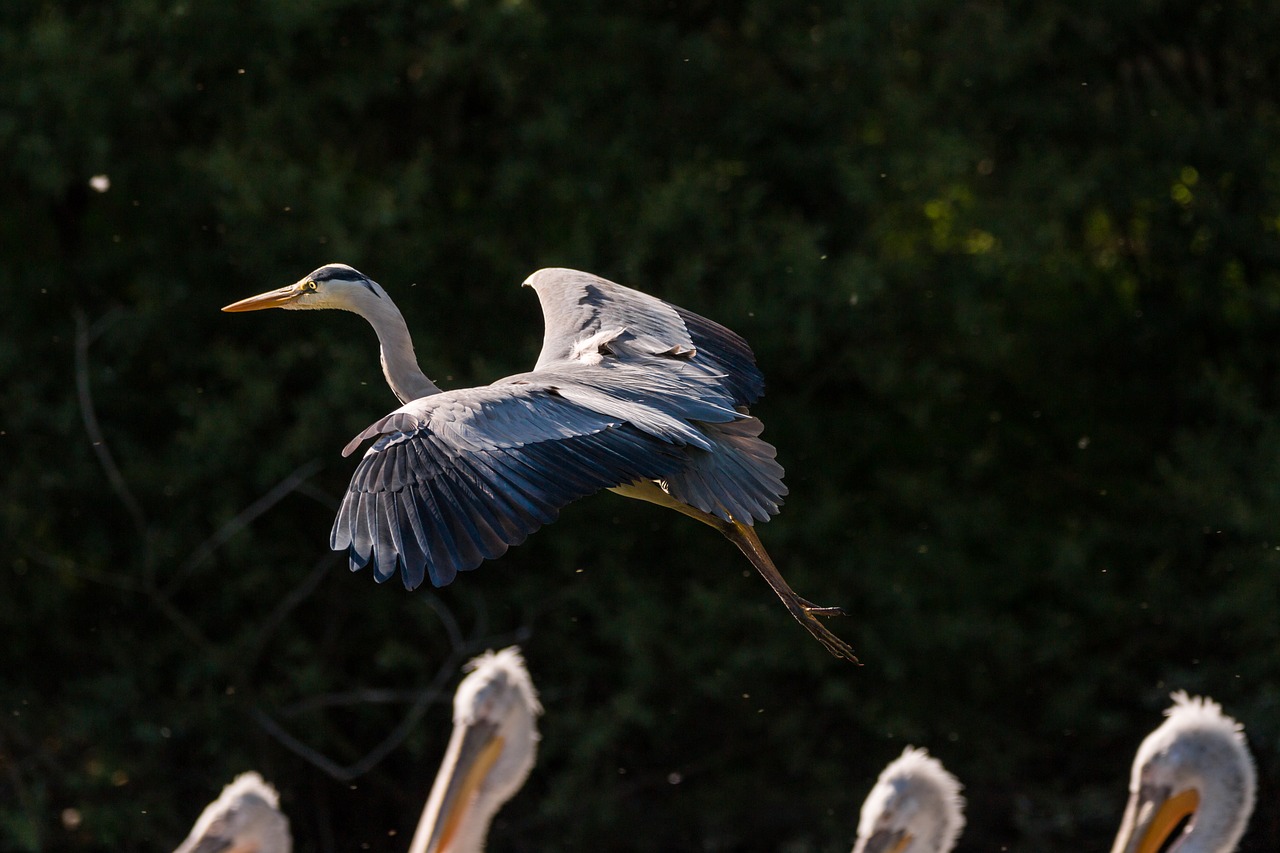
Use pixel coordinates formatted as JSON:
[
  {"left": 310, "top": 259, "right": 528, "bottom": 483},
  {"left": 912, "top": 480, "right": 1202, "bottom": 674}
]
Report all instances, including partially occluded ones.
[{"left": 2, "top": 1, "right": 1277, "bottom": 850}]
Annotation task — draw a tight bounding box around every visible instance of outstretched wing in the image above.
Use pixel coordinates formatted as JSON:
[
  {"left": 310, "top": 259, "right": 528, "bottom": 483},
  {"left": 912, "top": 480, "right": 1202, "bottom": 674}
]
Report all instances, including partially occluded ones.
[
  {"left": 331, "top": 381, "right": 686, "bottom": 590},
  {"left": 524, "top": 268, "right": 765, "bottom": 407}
]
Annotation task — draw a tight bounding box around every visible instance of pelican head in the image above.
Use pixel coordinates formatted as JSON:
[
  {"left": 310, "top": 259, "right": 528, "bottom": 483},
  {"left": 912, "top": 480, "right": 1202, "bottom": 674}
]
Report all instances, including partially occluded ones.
[
  {"left": 1110, "top": 691, "right": 1256, "bottom": 853},
  {"left": 409, "top": 647, "right": 543, "bottom": 853},
  {"left": 173, "top": 771, "right": 291, "bottom": 853},
  {"left": 221, "top": 263, "right": 389, "bottom": 314},
  {"left": 852, "top": 747, "right": 965, "bottom": 853}
]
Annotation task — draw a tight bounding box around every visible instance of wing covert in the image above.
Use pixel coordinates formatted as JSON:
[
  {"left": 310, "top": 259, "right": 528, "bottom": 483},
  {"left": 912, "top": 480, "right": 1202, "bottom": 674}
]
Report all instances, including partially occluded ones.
[{"left": 524, "top": 268, "right": 765, "bottom": 406}]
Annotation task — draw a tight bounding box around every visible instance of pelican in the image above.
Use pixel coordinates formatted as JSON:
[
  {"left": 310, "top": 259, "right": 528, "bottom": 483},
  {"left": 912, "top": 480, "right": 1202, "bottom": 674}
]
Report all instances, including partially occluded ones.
[
  {"left": 224, "top": 265, "right": 855, "bottom": 660},
  {"left": 173, "top": 771, "right": 292, "bottom": 853},
  {"left": 852, "top": 746, "right": 965, "bottom": 853},
  {"left": 408, "top": 646, "right": 542, "bottom": 853},
  {"left": 1110, "top": 691, "right": 1256, "bottom": 853}
]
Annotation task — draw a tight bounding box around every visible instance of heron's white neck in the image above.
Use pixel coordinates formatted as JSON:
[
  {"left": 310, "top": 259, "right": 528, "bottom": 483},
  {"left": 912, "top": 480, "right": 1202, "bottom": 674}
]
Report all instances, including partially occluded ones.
[
  {"left": 341, "top": 286, "right": 441, "bottom": 404},
  {"left": 374, "top": 307, "right": 441, "bottom": 403}
]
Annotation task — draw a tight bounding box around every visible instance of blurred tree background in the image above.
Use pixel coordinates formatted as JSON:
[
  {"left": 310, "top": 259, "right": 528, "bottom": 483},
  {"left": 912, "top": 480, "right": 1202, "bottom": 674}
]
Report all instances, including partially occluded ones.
[{"left": 2, "top": 0, "right": 1278, "bottom": 850}]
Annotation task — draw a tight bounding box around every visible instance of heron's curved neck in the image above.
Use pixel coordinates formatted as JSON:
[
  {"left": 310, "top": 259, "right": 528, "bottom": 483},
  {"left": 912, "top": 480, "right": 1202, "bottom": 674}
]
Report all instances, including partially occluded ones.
[{"left": 359, "top": 295, "right": 441, "bottom": 403}]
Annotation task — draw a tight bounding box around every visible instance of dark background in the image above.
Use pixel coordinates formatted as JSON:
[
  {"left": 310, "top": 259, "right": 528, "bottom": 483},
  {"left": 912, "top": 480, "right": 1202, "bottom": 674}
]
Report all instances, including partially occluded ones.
[{"left": 3, "top": 1, "right": 1277, "bottom": 850}]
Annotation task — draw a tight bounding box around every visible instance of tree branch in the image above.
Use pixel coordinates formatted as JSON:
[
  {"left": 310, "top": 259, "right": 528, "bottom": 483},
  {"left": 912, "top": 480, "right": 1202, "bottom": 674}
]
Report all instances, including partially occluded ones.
[
  {"left": 73, "top": 308, "right": 148, "bottom": 551},
  {"left": 250, "top": 648, "right": 466, "bottom": 782},
  {"left": 163, "top": 458, "right": 325, "bottom": 598}
]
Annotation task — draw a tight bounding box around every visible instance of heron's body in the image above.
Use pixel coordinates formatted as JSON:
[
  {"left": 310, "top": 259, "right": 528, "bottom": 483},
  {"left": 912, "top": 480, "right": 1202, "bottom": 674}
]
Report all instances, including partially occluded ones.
[
  {"left": 852, "top": 747, "right": 965, "bottom": 853},
  {"left": 173, "top": 772, "right": 292, "bottom": 853},
  {"left": 224, "top": 265, "right": 854, "bottom": 660},
  {"left": 1110, "top": 692, "right": 1255, "bottom": 853},
  {"left": 409, "top": 647, "right": 542, "bottom": 853}
]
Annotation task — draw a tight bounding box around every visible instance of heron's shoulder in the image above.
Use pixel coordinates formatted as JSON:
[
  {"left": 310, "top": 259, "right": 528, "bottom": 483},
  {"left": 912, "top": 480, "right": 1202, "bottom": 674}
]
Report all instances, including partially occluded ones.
[
  {"left": 524, "top": 268, "right": 674, "bottom": 322},
  {"left": 523, "top": 267, "right": 615, "bottom": 294}
]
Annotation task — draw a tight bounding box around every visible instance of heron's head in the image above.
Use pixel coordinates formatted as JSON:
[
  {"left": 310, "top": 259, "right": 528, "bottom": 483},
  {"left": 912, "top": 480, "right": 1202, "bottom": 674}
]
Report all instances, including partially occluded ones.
[
  {"left": 222, "top": 263, "right": 389, "bottom": 314},
  {"left": 173, "top": 772, "right": 292, "bottom": 853}
]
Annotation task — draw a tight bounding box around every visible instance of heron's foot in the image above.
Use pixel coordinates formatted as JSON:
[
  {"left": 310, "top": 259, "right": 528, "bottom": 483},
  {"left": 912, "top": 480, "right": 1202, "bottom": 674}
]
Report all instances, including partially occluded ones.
[
  {"left": 797, "top": 599, "right": 847, "bottom": 618},
  {"left": 791, "top": 605, "right": 860, "bottom": 664},
  {"left": 782, "top": 592, "right": 858, "bottom": 661}
]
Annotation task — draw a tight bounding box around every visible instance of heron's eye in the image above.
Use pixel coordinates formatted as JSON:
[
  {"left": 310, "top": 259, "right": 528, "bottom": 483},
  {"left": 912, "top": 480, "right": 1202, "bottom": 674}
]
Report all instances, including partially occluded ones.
[{"left": 303, "top": 280, "right": 318, "bottom": 292}]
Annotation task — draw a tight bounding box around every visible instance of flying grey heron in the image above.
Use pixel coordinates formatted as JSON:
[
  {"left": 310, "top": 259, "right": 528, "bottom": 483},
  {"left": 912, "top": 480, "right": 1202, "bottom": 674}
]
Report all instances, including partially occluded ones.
[
  {"left": 172, "top": 771, "right": 292, "bottom": 853},
  {"left": 852, "top": 746, "right": 965, "bottom": 853},
  {"left": 224, "top": 265, "right": 855, "bottom": 660},
  {"left": 408, "top": 647, "right": 541, "bottom": 853},
  {"left": 1109, "top": 691, "right": 1255, "bottom": 853}
]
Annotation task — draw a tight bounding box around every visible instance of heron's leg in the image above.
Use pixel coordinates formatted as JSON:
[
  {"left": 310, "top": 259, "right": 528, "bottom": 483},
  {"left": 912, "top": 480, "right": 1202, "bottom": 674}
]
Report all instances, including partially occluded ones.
[
  {"left": 717, "top": 519, "right": 859, "bottom": 663},
  {"left": 723, "top": 520, "right": 847, "bottom": 620},
  {"left": 609, "top": 482, "right": 859, "bottom": 662}
]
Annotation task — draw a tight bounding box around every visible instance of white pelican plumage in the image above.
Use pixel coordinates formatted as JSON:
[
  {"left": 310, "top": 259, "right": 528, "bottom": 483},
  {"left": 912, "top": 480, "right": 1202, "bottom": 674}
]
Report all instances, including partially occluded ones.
[
  {"left": 1110, "top": 691, "right": 1256, "bottom": 853},
  {"left": 408, "top": 647, "right": 543, "bottom": 853},
  {"left": 172, "top": 771, "right": 292, "bottom": 853},
  {"left": 852, "top": 746, "right": 966, "bottom": 853}
]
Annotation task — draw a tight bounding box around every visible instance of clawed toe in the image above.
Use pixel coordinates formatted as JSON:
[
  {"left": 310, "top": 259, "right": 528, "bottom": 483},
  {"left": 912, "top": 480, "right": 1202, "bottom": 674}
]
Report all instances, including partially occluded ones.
[
  {"left": 789, "top": 603, "right": 859, "bottom": 662},
  {"left": 809, "top": 621, "right": 861, "bottom": 664},
  {"left": 802, "top": 604, "right": 847, "bottom": 618}
]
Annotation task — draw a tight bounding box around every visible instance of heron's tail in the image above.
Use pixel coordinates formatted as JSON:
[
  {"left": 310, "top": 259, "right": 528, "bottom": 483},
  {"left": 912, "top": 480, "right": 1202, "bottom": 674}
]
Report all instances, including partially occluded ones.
[{"left": 662, "top": 416, "right": 786, "bottom": 525}]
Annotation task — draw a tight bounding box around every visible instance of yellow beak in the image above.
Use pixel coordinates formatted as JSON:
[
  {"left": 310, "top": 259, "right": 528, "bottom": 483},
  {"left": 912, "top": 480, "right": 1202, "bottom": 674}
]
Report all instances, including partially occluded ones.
[
  {"left": 221, "top": 283, "right": 305, "bottom": 312},
  {"left": 1110, "top": 786, "right": 1199, "bottom": 853},
  {"left": 417, "top": 721, "right": 507, "bottom": 853}
]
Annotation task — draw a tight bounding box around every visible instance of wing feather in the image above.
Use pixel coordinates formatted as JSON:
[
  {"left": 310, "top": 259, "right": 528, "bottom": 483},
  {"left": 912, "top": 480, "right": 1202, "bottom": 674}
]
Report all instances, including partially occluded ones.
[
  {"left": 431, "top": 469, "right": 490, "bottom": 572},
  {"left": 672, "top": 304, "right": 765, "bottom": 405},
  {"left": 526, "top": 269, "right": 693, "bottom": 370},
  {"left": 354, "top": 496, "right": 378, "bottom": 568},
  {"left": 392, "top": 492, "right": 429, "bottom": 590},
  {"left": 525, "top": 268, "right": 766, "bottom": 407},
  {"left": 417, "top": 479, "right": 466, "bottom": 587},
  {"left": 334, "top": 382, "right": 685, "bottom": 589},
  {"left": 332, "top": 485, "right": 356, "bottom": 551},
  {"left": 444, "top": 454, "right": 526, "bottom": 556},
  {"left": 662, "top": 416, "right": 786, "bottom": 524},
  {"left": 434, "top": 477, "right": 480, "bottom": 580},
  {"left": 375, "top": 493, "right": 402, "bottom": 583},
  {"left": 464, "top": 451, "right": 552, "bottom": 534}
]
